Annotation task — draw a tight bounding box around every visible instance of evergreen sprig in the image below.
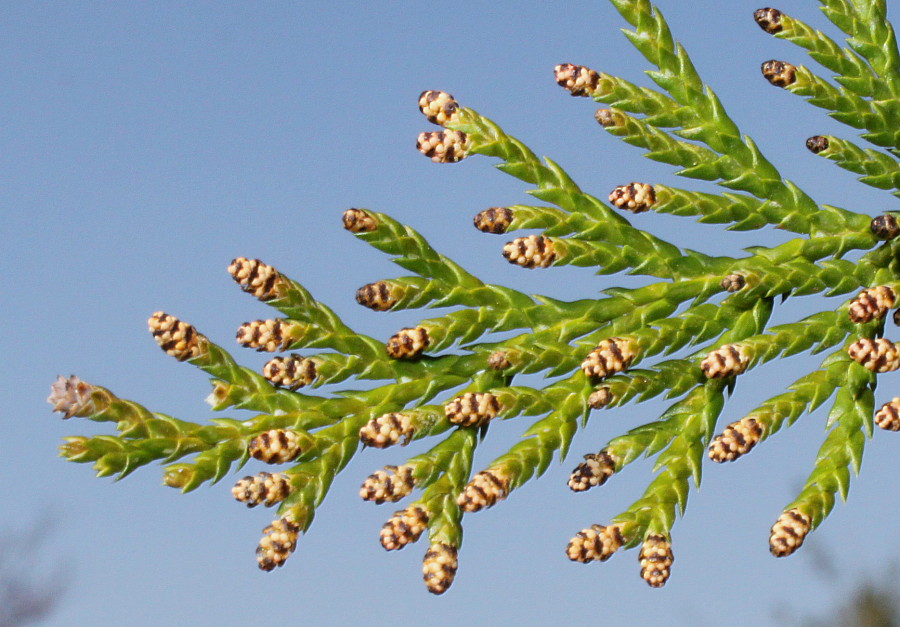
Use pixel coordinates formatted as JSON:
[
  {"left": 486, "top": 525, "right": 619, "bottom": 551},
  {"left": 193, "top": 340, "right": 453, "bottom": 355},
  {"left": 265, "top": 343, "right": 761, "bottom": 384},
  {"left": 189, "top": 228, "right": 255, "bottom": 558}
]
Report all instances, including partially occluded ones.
[{"left": 49, "top": 0, "right": 900, "bottom": 592}]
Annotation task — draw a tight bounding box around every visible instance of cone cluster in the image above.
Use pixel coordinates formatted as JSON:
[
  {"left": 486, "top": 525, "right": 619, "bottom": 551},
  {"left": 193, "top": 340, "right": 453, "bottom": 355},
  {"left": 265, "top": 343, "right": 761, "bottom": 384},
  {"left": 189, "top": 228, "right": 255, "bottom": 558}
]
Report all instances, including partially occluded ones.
[
  {"left": 473, "top": 207, "right": 513, "bottom": 234},
  {"left": 708, "top": 417, "right": 763, "bottom": 462},
  {"left": 385, "top": 326, "right": 430, "bottom": 359},
  {"left": 580, "top": 337, "right": 635, "bottom": 379},
  {"left": 566, "top": 524, "right": 623, "bottom": 563},
  {"left": 232, "top": 472, "right": 291, "bottom": 507},
  {"left": 257, "top": 518, "right": 301, "bottom": 571},
  {"left": 227, "top": 257, "right": 282, "bottom": 301},
  {"left": 359, "top": 465, "right": 416, "bottom": 504},
  {"left": 502, "top": 235, "right": 556, "bottom": 268},
  {"left": 554, "top": 63, "right": 600, "bottom": 97},
  {"left": 262, "top": 355, "right": 317, "bottom": 390},
  {"left": 700, "top": 344, "right": 749, "bottom": 378},
  {"left": 358, "top": 412, "right": 415, "bottom": 448},
  {"left": 609, "top": 183, "right": 656, "bottom": 213},
  {"left": 847, "top": 337, "right": 900, "bottom": 372},
  {"left": 638, "top": 534, "right": 674, "bottom": 588},
  {"left": 248, "top": 429, "right": 303, "bottom": 464},
  {"left": 769, "top": 509, "right": 811, "bottom": 557},
  {"left": 848, "top": 286, "right": 896, "bottom": 323},
  {"left": 342, "top": 208, "right": 378, "bottom": 233},
  {"left": 457, "top": 468, "right": 510, "bottom": 512},
  {"left": 236, "top": 319, "right": 294, "bottom": 352},
  {"left": 416, "top": 130, "right": 469, "bottom": 163},
  {"left": 567, "top": 450, "right": 617, "bottom": 492},
  {"left": 422, "top": 542, "right": 458, "bottom": 595},
  {"left": 381, "top": 506, "right": 429, "bottom": 551},
  {"left": 148, "top": 312, "right": 207, "bottom": 361},
  {"left": 444, "top": 392, "right": 501, "bottom": 427},
  {"left": 875, "top": 398, "right": 900, "bottom": 431}
]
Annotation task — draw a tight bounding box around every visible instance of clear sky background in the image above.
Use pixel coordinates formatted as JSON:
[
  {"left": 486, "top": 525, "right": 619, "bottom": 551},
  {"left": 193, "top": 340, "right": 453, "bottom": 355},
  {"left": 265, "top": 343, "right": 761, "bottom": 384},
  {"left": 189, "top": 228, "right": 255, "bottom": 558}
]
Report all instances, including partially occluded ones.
[{"left": 5, "top": 1, "right": 900, "bottom": 625}]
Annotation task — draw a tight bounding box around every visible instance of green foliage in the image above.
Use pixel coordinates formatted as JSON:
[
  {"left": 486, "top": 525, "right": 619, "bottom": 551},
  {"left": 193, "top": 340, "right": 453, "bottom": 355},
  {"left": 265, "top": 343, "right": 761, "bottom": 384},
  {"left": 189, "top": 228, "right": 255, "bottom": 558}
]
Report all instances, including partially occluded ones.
[{"left": 49, "top": 0, "right": 900, "bottom": 591}]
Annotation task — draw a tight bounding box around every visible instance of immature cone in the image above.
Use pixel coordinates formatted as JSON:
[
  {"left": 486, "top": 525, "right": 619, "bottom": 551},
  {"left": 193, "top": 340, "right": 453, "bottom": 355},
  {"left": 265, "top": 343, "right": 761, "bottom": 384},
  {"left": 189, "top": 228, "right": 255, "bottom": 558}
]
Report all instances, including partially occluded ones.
[
  {"left": 753, "top": 8, "right": 783, "bottom": 34},
  {"left": 444, "top": 392, "right": 501, "bottom": 427},
  {"left": 639, "top": 534, "right": 674, "bottom": 588},
  {"left": 236, "top": 319, "right": 294, "bottom": 352},
  {"left": 248, "top": 429, "right": 303, "bottom": 464},
  {"left": 422, "top": 543, "right": 458, "bottom": 595},
  {"left": 568, "top": 450, "right": 617, "bottom": 492},
  {"left": 148, "top": 312, "right": 207, "bottom": 361},
  {"left": 806, "top": 135, "right": 829, "bottom": 154},
  {"left": 874, "top": 398, "right": 900, "bottom": 431},
  {"left": 232, "top": 472, "right": 291, "bottom": 507},
  {"left": 848, "top": 286, "right": 896, "bottom": 324},
  {"left": 847, "top": 337, "right": 900, "bottom": 373},
  {"left": 162, "top": 466, "right": 192, "bottom": 490},
  {"left": 871, "top": 214, "right": 900, "bottom": 240},
  {"left": 473, "top": 207, "right": 513, "bottom": 234},
  {"left": 205, "top": 381, "right": 230, "bottom": 410},
  {"left": 554, "top": 63, "right": 600, "bottom": 97},
  {"left": 566, "top": 524, "right": 623, "bottom": 563},
  {"left": 227, "top": 257, "right": 282, "bottom": 301},
  {"left": 487, "top": 350, "right": 511, "bottom": 371},
  {"left": 609, "top": 182, "right": 656, "bottom": 213},
  {"left": 381, "top": 506, "right": 429, "bottom": 551},
  {"left": 359, "top": 465, "right": 416, "bottom": 504},
  {"left": 342, "top": 208, "right": 378, "bottom": 233},
  {"left": 457, "top": 467, "right": 511, "bottom": 512},
  {"left": 48, "top": 375, "right": 104, "bottom": 419},
  {"left": 359, "top": 412, "right": 414, "bottom": 448},
  {"left": 761, "top": 60, "right": 796, "bottom": 87},
  {"left": 588, "top": 387, "right": 612, "bottom": 409},
  {"left": 720, "top": 273, "right": 746, "bottom": 293},
  {"left": 257, "top": 518, "right": 301, "bottom": 571},
  {"left": 581, "top": 337, "right": 635, "bottom": 379},
  {"left": 418, "top": 90, "right": 459, "bottom": 126},
  {"left": 416, "top": 130, "right": 469, "bottom": 163},
  {"left": 262, "top": 355, "right": 317, "bottom": 390},
  {"left": 502, "top": 235, "right": 556, "bottom": 268},
  {"left": 385, "top": 326, "right": 430, "bottom": 359},
  {"left": 708, "top": 417, "right": 763, "bottom": 462},
  {"left": 355, "top": 281, "right": 397, "bottom": 311},
  {"left": 594, "top": 108, "right": 624, "bottom": 128},
  {"left": 700, "top": 344, "right": 750, "bottom": 378},
  {"left": 769, "top": 509, "right": 811, "bottom": 557}
]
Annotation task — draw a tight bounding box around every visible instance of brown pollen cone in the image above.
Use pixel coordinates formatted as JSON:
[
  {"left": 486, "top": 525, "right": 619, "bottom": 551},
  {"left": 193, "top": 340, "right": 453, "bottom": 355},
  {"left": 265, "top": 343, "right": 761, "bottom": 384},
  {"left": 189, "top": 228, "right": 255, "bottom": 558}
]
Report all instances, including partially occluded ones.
[
  {"left": 761, "top": 60, "right": 796, "bottom": 87},
  {"left": 473, "top": 207, "right": 513, "bottom": 234},
  {"left": 385, "top": 327, "right": 430, "bottom": 359},
  {"left": 457, "top": 468, "right": 511, "bottom": 512},
  {"left": 708, "top": 417, "right": 763, "bottom": 462},
  {"left": 754, "top": 8, "right": 783, "bottom": 34},
  {"left": 769, "top": 509, "right": 811, "bottom": 557}
]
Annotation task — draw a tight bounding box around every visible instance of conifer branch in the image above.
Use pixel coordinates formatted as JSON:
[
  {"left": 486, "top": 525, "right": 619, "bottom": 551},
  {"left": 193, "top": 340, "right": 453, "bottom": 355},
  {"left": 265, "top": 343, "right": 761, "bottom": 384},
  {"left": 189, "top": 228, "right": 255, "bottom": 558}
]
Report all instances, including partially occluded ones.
[
  {"left": 48, "top": 0, "right": 900, "bottom": 591},
  {"left": 760, "top": 8, "right": 878, "bottom": 98},
  {"left": 806, "top": 134, "right": 900, "bottom": 197}
]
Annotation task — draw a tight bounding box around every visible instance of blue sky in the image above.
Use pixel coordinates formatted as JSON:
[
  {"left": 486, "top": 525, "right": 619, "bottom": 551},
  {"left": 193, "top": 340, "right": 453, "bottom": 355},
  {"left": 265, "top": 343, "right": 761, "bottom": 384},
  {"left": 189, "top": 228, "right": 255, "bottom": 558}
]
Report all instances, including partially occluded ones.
[{"left": 5, "top": 1, "right": 900, "bottom": 624}]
